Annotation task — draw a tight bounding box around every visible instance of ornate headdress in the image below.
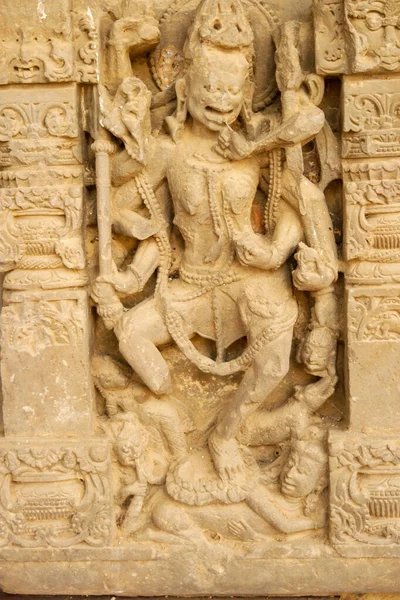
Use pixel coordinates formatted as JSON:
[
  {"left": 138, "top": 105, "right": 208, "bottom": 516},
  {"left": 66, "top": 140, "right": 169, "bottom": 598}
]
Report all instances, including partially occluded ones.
[
  {"left": 184, "top": 0, "right": 254, "bottom": 58},
  {"left": 151, "top": 0, "right": 280, "bottom": 111}
]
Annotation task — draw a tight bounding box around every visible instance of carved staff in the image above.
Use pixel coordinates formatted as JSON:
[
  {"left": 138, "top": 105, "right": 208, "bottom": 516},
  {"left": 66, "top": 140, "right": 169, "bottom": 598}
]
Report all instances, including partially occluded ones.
[
  {"left": 91, "top": 137, "right": 117, "bottom": 280},
  {"left": 274, "top": 22, "right": 304, "bottom": 189}
]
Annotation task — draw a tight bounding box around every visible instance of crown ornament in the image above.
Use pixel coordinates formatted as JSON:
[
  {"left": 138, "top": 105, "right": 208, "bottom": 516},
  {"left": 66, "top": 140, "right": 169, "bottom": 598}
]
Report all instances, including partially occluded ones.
[{"left": 185, "top": 0, "right": 254, "bottom": 58}]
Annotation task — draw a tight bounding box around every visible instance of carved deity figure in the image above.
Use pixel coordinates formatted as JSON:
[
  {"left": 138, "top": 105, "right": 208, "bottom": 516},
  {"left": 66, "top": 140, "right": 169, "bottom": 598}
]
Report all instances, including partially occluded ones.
[
  {"left": 131, "top": 426, "right": 328, "bottom": 546},
  {"left": 92, "top": 0, "right": 338, "bottom": 495},
  {"left": 92, "top": 354, "right": 190, "bottom": 532},
  {"left": 345, "top": 0, "right": 400, "bottom": 72},
  {"left": 228, "top": 432, "right": 328, "bottom": 539}
]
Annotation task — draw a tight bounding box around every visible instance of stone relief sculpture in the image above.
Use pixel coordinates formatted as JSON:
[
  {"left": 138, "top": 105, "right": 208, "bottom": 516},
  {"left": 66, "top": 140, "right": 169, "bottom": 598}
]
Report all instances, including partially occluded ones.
[
  {"left": 1, "top": 0, "right": 400, "bottom": 595},
  {"left": 89, "top": 0, "right": 339, "bottom": 550}
]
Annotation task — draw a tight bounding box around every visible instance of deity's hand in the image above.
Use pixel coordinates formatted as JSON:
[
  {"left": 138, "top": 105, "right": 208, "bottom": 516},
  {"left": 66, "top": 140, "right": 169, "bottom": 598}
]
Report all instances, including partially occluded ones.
[
  {"left": 235, "top": 231, "right": 281, "bottom": 270},
  {"left": 129, "top": 481, "right": 148, "bottom": 496},
  {"left": 98, "top": 261, "right": 141, "bottom": 295},
  {"left": 293, "top": 242, "right": 336, "bottom": 291},
  {"left": 215, "top": 126, "right": 254, "bottom": 161},
  {"left": 228, "top": 519, "right": 259, "bottom": 542},
  {"left": 91, "top": 280, "right": 124, "bottom": 330},
  {"left": 108, "top": 16, "right": 160, "bottom": 55}
]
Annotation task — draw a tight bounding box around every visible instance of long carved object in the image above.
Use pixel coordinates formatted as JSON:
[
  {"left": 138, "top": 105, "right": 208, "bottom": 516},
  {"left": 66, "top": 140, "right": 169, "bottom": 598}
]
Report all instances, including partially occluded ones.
[{"left": 92, "top": 137, "right": 116, "bottom": 278}]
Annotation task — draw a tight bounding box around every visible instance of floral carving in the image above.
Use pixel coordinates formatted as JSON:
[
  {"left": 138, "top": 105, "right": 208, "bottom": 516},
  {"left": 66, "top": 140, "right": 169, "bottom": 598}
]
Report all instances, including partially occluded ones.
[
  {"left": 1, "top": 298, "right": 84, "bottom": 356},
  {"left": 330, "top": 434, "right": 400, "bottom": 554},
  {"left": 0, "top": 98, "right": 79, "bottom": 168},
  {"left": 75, "top": 10, "right": 99, "bottom": 84},
  {"left": 314, "top": 0, "right": 347, "bottom": 75},
  {"left": 348, "top": 293, "right": 400, "bottom": 341},
  {"left": 343, "top": 81, "right": 400, "bottom": 158},
  {"left": 0, "top": 442, "right": 113, "bottom": 548}
]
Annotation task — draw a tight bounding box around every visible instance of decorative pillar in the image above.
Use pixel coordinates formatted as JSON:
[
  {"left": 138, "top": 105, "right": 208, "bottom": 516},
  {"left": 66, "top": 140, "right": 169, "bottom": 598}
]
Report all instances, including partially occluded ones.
[
  {"left": 315, "top": 0, "right": 400, "bottom": 555},
  {"left": 0, "top": 0, "right": 113, "bottom": 549}
]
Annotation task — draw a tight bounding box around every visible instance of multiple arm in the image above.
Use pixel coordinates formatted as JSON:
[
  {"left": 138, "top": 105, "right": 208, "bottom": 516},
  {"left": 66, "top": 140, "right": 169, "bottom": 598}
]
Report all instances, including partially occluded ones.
[{"left": 234, "top": 201, "right": 303, "bottom": 271}]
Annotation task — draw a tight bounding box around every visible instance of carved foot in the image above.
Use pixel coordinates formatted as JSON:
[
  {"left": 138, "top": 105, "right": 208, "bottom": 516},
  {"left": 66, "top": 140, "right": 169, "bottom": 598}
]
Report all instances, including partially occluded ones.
[{"left": 208, "top": 431, "right": 246, "bottom": 481}]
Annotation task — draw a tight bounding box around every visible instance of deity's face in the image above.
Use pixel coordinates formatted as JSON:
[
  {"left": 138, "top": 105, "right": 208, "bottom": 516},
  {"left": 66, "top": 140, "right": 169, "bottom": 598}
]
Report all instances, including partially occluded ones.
[
  {"left": 301, "top": 328, "right": 336, "bottom": 376},
  {"left": 116, "top": 441, "right": 137, "bottom": 466},
  {"left": 1, "top": 25, "right": 73, "bottom": 84},
  {"left": 92, "top": 357, "right": 130, "bottom": 390},
  {"left": 280, "top": 446, "right": 324, "bottom": 499},
  {"left": 184, "top": 49, "right": 249, "bottom": 132}
]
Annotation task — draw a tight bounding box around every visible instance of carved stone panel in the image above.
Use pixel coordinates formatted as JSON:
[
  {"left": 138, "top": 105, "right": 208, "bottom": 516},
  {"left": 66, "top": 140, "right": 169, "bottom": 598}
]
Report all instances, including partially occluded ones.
[
  {"left": 0, "top": 439, "right": 113, "bottom": 548},
  {"left": 315, "top": 0, "right": 400, "bottom": 76},
  {"left": 314, "top": 0, "right": 348, "bottom": 75},
  {"left": 330, "top": 431, "right": 400, "bottom": 556},
  {"left": 343, "top": 77, "right": 400, "bottom": 159},
  {"left": 2, "top": 0, "right": 400, "bottom": 595},
  {"left": 0, "top": 0, "right": 99, "bottom": 85},
  {"left": 0, "top": 167, "right": 87, "bottom": 290},
  {"left": 0, "top": 85, "right": 82, "bottom": 169},
  {"left": 1, "top": 289, "right": 94, "bottom": 437},
  {"left": 343, "top": 159, "right": 400, "bottom": 263},
  {"left": 344, "top": 0, "right": 400, "bottom": 74},
  {"left": 346, "top": 284, "right": 400, "bottom": 430}
]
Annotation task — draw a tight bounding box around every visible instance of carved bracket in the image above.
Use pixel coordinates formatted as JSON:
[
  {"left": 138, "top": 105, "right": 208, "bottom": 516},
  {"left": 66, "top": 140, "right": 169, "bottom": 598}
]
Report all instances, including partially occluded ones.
[
  {"left": 330, "top": 431, "right": 400, "bottom": 556},
  {"left": 0, "top": 439, "right": 113, "bottom": 548}
]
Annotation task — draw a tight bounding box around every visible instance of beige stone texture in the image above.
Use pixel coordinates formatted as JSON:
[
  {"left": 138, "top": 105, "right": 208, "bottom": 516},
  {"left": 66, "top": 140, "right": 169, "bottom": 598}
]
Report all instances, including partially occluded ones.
[{"left": 0, "top": 0, "right": 400, "bottom": 596}]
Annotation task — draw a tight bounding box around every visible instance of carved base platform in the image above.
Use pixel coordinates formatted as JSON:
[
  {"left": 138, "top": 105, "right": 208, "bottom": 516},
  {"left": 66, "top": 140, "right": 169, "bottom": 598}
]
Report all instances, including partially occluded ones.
[{"left": 1, "top": 548, "right": 400, "bottom": 595}]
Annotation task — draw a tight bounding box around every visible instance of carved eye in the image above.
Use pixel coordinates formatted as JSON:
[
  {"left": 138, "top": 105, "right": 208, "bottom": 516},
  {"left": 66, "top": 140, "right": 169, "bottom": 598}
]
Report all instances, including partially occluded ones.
[
  {"left": 365, "top": 12, "right": 383, "bottom": 31},
  {"left": 229, "top": 86, "right": 240, "bottom": 95}
]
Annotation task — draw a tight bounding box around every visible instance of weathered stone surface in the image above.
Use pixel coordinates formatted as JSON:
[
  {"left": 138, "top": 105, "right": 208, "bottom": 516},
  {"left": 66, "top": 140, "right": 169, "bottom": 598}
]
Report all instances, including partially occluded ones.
[{"left": 0, "top": 0, "right": 400, "bottom": 596}]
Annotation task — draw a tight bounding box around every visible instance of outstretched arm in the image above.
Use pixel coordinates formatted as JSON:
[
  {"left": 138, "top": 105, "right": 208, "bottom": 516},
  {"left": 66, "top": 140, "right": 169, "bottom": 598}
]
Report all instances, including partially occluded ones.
[
  {"left": 246, "top": 485, "right": 316, "bottom": 534},
  {"left": 216, "top": 105, "right": 324, "bottom": 162}
]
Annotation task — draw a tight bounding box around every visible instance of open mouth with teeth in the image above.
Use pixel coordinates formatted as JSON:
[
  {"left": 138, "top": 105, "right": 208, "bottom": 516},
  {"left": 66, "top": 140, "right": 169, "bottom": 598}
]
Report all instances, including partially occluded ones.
[
  {"left": 205, "top": 105, "right": 235, "bottom": 122},
  {"left": 12, "top": 62, "right": 42, "bottom": 81}
]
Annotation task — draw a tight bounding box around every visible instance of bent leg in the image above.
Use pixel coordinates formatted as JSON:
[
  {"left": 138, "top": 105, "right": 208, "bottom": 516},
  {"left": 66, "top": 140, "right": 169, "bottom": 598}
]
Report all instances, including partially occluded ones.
[
  {"left": 114, "top": 298, "right": 173, "bottom": 395},
  {"left": 143, "top": 399, "right": 187, "bottom": 457}
]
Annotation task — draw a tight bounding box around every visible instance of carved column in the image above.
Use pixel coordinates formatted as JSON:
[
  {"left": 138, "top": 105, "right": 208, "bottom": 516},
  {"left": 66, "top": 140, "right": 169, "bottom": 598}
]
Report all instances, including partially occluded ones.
[
  {"left": 315, "top": 0, "right": 400, "bottom": 555},
  {"left": 0, "top": 84, "right": 94, "bottom": 437},
  {"left": 0, "top": 1, "right": 114, "bottom": 548}
]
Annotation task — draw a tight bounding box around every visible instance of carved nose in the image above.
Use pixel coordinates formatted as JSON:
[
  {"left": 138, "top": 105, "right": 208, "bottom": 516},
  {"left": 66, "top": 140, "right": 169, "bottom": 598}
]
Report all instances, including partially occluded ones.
[
  {"left": 215, "top": 92, "right": 233, "bottom": 110},
  {"left": 19, "top": 42, "right": 31, "bottom": 63}
]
